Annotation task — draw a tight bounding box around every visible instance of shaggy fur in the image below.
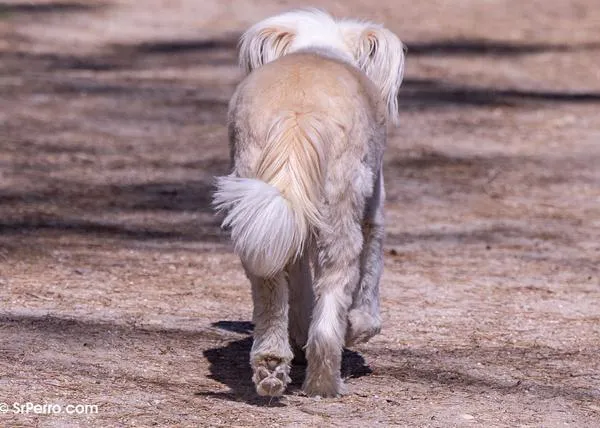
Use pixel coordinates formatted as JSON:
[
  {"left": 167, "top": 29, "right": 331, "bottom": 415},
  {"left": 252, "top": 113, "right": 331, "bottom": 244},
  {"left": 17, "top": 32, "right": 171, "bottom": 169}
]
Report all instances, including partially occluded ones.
[{"left": 213, "top": 9, "right": 405, "bottom": 397}]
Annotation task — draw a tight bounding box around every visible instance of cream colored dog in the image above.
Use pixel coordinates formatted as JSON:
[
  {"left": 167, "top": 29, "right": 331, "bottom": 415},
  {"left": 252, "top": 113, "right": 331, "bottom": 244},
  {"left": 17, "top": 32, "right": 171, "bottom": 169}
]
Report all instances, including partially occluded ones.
[{"left": 214, "top": 9, "right": 404, "bottom": 397}]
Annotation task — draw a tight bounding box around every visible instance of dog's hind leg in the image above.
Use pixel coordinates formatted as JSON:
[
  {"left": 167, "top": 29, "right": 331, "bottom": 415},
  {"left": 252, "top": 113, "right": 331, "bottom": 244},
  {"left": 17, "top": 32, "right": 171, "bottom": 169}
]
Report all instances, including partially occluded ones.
[
  {"left": 303, "top": 207, "right": 363, "bottom": 397},
  {"left": 247, "top": 271, "right": 294, "bottom": 396},
  {"left": 346, "top": 169, "right": 384, "bottom": 346},
  {"left": 287, "top": 251, "right": 313, "bottom": 363}
]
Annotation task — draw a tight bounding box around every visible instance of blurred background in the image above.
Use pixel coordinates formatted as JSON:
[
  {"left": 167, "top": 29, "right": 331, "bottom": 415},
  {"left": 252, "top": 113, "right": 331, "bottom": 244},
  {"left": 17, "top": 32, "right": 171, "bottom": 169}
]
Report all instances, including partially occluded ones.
[{"left": 1, "top": 1, "right": 599, "bottom": 426}]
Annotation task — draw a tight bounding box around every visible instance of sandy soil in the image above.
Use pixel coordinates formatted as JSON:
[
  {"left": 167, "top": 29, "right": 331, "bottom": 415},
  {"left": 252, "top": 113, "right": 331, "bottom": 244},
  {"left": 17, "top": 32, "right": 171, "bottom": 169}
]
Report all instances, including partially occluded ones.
[{"left": 1, "top": 1, "right": 599, "bottom": 426}]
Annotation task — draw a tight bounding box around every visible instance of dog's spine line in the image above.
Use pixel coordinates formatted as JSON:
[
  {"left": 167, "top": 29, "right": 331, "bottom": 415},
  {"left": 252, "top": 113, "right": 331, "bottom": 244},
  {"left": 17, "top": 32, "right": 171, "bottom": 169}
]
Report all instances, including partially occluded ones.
[{"left": 256, "top": 112, "right": 328, "bottom": 233}]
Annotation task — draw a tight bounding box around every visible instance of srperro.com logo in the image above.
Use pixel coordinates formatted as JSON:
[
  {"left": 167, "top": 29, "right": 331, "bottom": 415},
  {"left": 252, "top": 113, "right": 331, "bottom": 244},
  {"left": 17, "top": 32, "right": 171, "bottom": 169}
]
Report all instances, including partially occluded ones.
[{"left": 0, "top": 402, "right": 98, "bottom": 415}]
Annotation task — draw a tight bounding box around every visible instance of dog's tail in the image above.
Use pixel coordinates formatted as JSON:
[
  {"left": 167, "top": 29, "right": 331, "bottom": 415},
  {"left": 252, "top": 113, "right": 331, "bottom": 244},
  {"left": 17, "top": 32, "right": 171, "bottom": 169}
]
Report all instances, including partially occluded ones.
[{"left": 213, "top": 112, "right": 331, "bottom": 277}]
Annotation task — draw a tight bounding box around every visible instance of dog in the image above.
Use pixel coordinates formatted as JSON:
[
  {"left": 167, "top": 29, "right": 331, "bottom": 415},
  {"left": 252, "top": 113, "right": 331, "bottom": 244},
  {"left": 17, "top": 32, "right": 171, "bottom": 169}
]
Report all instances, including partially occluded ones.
[{"left": 213, "top": 9, "right": 405, "bottom": 397}]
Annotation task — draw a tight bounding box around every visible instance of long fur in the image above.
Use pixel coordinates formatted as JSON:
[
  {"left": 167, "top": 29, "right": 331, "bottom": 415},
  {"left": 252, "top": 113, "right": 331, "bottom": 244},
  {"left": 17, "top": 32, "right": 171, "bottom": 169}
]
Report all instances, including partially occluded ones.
[
  {"left": 213, "top": 111, "right": 330, "bottom": 278},
  {"left": 350, "top": 24, "right": 406, "bottom": 125},
  {"left": 213, "top": 9, "right": 405, "bottom": 398}
]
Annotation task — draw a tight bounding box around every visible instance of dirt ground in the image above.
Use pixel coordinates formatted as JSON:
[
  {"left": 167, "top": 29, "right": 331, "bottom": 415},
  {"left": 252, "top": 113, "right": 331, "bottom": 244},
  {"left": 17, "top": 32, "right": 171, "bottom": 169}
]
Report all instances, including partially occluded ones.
[{"left": 1, "top": 0, "right": 599, "bottom": 426}]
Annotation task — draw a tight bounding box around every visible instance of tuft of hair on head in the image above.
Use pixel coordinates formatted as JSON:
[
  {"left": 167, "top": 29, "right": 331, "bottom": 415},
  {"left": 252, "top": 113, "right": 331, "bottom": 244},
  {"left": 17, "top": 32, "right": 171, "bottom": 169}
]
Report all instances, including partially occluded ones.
[{"left": 238, "top": 8, "right": 337, "bottom": 74}]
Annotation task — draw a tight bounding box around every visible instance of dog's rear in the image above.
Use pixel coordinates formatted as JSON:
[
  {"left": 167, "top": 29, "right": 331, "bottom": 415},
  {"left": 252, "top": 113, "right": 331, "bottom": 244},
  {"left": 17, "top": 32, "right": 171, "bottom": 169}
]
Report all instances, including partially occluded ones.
[
  {"left": 213, "top": 9, "right": 404, "bottom": 397},
  {"left": 215, "top": 53, "right": 375, "bottom": 277}
]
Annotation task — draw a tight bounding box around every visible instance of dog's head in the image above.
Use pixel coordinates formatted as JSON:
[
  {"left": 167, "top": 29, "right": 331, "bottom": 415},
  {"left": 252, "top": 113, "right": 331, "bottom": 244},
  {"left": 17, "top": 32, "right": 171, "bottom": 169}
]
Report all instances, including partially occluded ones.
[{"left": 239, "top": 9, "right": 405, "bottom": 124}]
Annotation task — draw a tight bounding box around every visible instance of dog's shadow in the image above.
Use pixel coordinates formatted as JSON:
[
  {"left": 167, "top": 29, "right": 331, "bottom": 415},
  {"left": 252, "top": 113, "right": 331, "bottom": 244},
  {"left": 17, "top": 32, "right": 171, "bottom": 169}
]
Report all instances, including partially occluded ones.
[{"left": 199, "top": 321, "right": 372, "bottom": 405}]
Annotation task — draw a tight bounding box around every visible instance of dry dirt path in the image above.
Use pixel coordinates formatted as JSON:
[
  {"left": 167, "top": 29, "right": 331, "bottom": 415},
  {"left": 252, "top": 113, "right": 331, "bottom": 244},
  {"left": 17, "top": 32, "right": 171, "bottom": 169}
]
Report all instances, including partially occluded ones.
[{"left": 1, "top": 1, "right": 599, "bottom": 426}]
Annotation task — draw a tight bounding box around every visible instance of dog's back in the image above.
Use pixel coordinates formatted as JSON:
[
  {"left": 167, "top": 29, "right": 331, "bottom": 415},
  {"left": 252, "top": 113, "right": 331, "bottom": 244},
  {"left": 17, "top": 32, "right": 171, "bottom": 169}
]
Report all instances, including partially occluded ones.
[{"left": 232, "top": 51, "right": 385, "bottom": 140}]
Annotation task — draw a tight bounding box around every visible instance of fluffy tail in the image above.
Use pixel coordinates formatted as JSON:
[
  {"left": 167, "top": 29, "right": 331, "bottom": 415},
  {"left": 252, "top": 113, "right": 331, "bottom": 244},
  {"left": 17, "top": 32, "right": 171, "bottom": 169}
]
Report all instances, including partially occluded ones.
[{"left": 213, "top": 112, "right": 330, "bottom": 277}]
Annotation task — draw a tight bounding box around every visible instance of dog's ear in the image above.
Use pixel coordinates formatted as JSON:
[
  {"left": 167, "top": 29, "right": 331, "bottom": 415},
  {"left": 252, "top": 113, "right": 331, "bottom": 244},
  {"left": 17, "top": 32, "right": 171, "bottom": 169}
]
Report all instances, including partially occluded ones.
[
  {"left": 239, "top": 23, "right": 295, "bottom": 74},
  {"left": 354, "top": 26, "right": 405, "bottom": 125}
]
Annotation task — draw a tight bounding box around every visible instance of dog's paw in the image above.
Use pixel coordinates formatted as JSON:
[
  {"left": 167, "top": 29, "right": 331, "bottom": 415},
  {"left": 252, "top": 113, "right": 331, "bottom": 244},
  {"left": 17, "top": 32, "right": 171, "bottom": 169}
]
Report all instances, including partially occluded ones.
[
  {"left": 252, "top": 356, "right": 291, "bottom": 397},
  {"left": 302, "top": 374, "right": 346, "bottom": 398},
  {"left": 345, "top": 309, "right": 381, "bottom": 347}
]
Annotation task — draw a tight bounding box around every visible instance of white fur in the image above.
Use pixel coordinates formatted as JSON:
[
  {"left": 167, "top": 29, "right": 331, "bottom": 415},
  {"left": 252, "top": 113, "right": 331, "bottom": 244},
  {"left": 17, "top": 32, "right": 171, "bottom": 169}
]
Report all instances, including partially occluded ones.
[
  {"left": 239, "top": 9, "right": 353, "bottom": 71},
  {"left": 213, "top": 176, "right": 300, "bottom": 278},
  {"left": 213, "top": 9, "right": 405, "bottom": 397}
]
